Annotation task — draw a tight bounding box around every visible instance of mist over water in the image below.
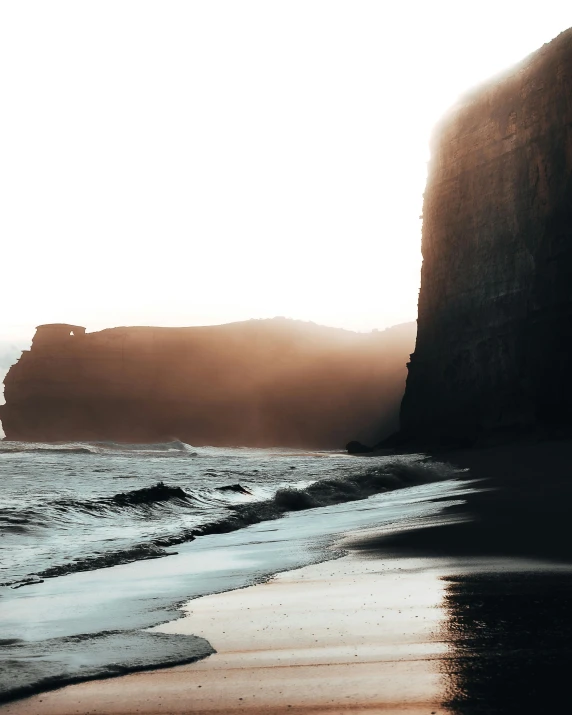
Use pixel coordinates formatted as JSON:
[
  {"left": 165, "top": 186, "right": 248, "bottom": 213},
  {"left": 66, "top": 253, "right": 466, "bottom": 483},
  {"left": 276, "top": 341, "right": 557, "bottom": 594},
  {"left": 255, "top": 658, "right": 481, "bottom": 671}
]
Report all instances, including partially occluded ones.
[{"left": 0, "top": 339, "right": 28, "bottom": 414}]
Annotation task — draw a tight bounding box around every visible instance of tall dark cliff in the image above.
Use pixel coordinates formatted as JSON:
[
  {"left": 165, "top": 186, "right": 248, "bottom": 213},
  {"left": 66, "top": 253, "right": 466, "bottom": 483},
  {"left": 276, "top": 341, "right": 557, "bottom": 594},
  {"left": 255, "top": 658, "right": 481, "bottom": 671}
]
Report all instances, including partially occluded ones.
[
  {"left": 1, "top": 319, "right": 415, "bottom": 448},
  {"left": 401, "top": 28, "right": 572, "bottom": 445}
]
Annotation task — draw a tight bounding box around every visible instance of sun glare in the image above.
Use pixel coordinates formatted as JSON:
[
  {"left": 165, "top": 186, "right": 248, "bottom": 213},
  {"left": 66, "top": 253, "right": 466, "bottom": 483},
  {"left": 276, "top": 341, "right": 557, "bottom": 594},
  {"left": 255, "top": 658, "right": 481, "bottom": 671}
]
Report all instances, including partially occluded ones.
[{"left": 0, "top": 1, "right": 570, "bottom": 340}]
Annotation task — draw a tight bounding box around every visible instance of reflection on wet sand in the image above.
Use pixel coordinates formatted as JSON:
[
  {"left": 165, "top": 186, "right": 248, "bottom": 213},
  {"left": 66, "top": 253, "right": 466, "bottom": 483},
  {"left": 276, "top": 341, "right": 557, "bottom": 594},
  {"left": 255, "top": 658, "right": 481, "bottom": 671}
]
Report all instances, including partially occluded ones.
[
  {"left": 4, "top": 549, "right": 572, "bottom": 713},
  {"left": 347, "top": 443, "right": 572, "bottom": 713},
  {"left": 440, "top": 567, "right": 572, "bottom": 714}
]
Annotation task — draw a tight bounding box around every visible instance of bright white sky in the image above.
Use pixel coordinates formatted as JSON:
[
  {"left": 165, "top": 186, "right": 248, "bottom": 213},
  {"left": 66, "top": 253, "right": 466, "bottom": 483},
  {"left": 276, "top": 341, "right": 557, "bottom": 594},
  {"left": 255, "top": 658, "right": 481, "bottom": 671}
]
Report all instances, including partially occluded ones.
[{"left": 1, "top": 1, "right": 570, "bottom": 342}]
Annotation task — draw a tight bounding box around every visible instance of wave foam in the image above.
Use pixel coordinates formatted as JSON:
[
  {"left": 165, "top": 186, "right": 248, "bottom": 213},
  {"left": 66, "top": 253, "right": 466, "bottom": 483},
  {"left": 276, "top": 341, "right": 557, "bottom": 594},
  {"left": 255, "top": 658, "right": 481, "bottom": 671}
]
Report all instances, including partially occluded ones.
[
  {"left": 37, "top": 543, "right": 174, "bottom": 580},
  {"left": 51, "top": 482, "right": 193, "bottom": 515},
  {"left": 156, "top": 458, "right": 466, "bottom": 547},
  {"left": 3, "top": 457, "right": 466, "bottom": 585}
]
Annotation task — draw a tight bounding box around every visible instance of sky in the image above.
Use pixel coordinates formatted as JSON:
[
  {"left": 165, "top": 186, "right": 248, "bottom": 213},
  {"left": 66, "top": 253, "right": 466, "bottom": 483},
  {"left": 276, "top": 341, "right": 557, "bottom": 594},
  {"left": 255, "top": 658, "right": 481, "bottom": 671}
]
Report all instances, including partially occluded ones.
[{"left": 1, "top": 1, "right": 570, "bottom": 343}]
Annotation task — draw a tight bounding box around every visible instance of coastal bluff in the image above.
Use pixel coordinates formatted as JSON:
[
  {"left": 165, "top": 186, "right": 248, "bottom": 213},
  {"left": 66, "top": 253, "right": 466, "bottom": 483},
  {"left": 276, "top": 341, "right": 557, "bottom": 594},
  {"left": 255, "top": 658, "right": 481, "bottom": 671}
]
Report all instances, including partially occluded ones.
[
  {"left": 1, "top": 319, "right": 414, "bottom": 447},
  {"left": 400, "top": 28, "right": 572, "bottom": 446}
]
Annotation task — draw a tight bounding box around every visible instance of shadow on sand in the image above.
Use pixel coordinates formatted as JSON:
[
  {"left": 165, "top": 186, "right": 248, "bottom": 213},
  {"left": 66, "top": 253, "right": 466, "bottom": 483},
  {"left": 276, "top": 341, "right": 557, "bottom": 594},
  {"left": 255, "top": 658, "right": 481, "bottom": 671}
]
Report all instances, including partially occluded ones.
[
  {"left": 442, "top": 570, "right": 572, "bottom": 713},
  {"left": 349, "top": 440, "right": 572, "bottom": 713}
]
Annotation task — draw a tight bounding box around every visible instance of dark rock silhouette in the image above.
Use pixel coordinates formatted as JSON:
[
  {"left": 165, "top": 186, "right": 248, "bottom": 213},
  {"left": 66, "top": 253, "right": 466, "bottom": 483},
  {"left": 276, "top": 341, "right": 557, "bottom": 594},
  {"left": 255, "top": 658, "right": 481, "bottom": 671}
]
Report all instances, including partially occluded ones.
[
  {"left": 400, "top": 28, "right": 572, "bottom": 446},
  {"left": 345, "top": 440, "right": 374, "bottom": 454},
  {"left": 1, "top": 319, "right": 415, "bottom": 448}
]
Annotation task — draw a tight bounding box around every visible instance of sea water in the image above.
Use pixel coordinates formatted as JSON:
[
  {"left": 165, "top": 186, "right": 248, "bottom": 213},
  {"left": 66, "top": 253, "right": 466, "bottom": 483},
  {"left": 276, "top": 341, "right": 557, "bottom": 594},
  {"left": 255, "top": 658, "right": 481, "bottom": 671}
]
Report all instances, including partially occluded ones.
[{"left": 0, "top": 441, "right": 473, "bottom": 702}]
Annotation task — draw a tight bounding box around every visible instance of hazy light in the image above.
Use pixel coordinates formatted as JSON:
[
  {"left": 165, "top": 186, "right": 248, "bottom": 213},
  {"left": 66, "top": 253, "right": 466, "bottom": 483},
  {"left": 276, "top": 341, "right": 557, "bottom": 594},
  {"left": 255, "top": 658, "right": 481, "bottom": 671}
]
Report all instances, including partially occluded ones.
[{"left": 0, "top": 1, "right": 570, "bottom": 340}]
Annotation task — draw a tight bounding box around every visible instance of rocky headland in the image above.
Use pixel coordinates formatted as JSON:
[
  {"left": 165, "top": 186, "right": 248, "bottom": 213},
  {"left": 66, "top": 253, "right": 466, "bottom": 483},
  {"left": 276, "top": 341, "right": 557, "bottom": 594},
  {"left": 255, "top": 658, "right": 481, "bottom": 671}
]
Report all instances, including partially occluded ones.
[
  {"left": 0, "top": 319, "right": 415, "bottom": 447},
  {"left": 400, "top": 28, "right": 572, "bottom": 447}
]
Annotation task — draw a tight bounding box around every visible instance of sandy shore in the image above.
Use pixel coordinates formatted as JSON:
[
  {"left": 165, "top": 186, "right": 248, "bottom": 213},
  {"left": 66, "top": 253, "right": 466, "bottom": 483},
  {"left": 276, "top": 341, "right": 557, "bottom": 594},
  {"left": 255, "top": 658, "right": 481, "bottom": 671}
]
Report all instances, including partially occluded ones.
[
  {"left": 5, "top": 547, "right": 572, "bottom": 714},
  {"left": 1, "top": 553, "right": 454, "bottom": 715}
]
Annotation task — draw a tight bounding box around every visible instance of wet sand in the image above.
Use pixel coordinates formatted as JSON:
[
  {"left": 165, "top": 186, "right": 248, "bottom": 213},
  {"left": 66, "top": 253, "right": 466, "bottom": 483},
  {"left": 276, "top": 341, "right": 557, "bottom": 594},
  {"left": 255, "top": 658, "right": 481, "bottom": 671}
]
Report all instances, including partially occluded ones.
[
  {"left": 0, "top": 554, "right": 454, "bottom": 715},
  {"left": 4, "top": 550, "right": 572, "bottom": 714}
]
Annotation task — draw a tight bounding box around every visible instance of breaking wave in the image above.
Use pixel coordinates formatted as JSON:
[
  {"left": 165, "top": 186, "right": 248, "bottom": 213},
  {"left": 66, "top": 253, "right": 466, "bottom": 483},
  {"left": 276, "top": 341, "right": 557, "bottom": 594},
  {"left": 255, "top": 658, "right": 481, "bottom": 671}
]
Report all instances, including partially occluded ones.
[
  {"left": 186, "top": 458, "right": 464, "bottom": 540},
  {"left": 3, "top": 458, "right": 465, "bottom": 586},
  {"left": 52, "top": 482, "right": 193, "bottom": 514},
  {"left": 0, "top": 440, "right": 199, "bottom": 457}
]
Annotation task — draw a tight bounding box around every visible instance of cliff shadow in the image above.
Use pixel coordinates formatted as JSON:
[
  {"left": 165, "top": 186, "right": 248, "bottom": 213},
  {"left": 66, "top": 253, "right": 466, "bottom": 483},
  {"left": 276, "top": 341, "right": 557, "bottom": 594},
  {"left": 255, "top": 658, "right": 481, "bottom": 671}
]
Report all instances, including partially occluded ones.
[
  {"left": 348, "top": 439, "right": 572, "bottom": 564},
  {"left": 441, "top": 569, "right": 572, "bottom": 714}
]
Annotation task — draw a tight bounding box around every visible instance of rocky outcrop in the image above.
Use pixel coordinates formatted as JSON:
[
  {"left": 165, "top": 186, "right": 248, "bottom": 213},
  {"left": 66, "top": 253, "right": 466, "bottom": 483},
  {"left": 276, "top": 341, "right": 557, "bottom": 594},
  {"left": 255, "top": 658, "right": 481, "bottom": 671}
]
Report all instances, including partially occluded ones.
[
  {"left": 1, "top": 319, "right": 415, "bottom": 448},
  {"left": 400, "top": 29, "right": 572, "bottom": 446},
  {"left": 345, "top": 440, "right": 374, "bottom": 454}
]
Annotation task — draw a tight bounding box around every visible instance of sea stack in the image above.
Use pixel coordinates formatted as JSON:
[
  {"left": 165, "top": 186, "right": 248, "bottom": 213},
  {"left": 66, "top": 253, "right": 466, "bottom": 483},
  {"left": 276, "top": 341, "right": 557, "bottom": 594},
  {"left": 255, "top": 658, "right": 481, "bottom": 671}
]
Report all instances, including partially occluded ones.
[
  {"left": 400, "top": 29, "right": 572, "bottom": 445},
  {"left": 1, "top": 319, "right": 415, "bottom": 447}
]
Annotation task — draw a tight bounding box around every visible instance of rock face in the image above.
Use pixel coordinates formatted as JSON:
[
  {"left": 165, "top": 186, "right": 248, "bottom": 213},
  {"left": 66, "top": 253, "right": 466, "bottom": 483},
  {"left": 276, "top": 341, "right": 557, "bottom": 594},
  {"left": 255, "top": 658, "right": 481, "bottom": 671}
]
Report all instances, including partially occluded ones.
[
  {"left": 401, "top": 29, "right": 572, "bottom": 445},
  {"left": 1, "top": 319, "right": 415, "bottom": 448}
]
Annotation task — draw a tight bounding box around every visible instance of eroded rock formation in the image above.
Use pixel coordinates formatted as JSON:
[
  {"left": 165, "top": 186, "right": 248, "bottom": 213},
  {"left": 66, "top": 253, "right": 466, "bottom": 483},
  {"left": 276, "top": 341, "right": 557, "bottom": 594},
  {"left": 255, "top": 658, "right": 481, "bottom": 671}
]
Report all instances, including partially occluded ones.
[
  {"left": 1, "top": 319, "right": 415, "bottom": 447},
  {"left": 400, "top": 28, "right": 572, "bottom": 445}
]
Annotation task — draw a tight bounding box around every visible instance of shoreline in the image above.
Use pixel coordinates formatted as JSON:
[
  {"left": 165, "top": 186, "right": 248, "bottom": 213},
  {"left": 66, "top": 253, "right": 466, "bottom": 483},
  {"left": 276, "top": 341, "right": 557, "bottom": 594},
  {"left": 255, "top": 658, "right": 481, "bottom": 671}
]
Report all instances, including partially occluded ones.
[
  {"left": 0, "top": 466, "right": 470, "bottom": 707},
  {"left": 0, "top": 552, "right": 464, "bottom": 714},
  {"left": 4, "top": 439, "right": 572, "bottom": 712},
  {"left": 4, "top": 547, "right": 572, "bottom": 714},
  {"left": 366, "top": 439, "right": 572, "bottom": 563}
]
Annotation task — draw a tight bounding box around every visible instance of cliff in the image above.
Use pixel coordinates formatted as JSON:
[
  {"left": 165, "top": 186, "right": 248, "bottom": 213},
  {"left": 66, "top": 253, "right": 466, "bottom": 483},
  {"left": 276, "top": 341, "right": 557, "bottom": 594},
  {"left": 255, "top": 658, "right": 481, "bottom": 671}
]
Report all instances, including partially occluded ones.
[
  {"left": 400, "top": 28, "right": 572, "bottom": 445},
  {"left": 1, "top": 319, "right": 415, "bottom": 448}
]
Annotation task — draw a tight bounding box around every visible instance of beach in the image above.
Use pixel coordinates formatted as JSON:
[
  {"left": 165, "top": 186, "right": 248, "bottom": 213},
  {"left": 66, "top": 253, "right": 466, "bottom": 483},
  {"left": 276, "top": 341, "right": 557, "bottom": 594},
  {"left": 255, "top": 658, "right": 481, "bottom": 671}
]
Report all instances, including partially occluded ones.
[
  {"left": 3, "top": 441, "right": 572, "bottom": 713},
  {"left": 1, "top": 554, "right": 453, "bottom": 714},
  {"left": 2, "top": 3, "right": 571, "bottom": 712},
  {"left": 4, "top": 547, "right": 572, "bottom": 714}
]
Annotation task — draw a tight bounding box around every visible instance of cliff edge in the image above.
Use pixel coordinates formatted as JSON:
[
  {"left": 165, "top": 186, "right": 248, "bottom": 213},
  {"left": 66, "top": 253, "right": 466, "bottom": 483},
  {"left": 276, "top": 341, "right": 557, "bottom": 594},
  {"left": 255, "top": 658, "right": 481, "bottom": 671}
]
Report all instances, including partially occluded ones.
[
  {"left": 400, "top": 28, "right": 572, "bottom": 446},
  {"left": 1, "top": 319, "right": 415, "bottom": 448}
]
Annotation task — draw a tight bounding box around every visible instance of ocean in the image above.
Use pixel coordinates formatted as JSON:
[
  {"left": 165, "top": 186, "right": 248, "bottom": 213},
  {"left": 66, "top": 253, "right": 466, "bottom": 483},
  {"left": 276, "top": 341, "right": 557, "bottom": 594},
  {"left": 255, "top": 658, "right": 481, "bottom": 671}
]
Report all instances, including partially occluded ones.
[{"left": 0, "top": 441, "right": 473, "bottom": 702}]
